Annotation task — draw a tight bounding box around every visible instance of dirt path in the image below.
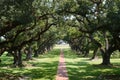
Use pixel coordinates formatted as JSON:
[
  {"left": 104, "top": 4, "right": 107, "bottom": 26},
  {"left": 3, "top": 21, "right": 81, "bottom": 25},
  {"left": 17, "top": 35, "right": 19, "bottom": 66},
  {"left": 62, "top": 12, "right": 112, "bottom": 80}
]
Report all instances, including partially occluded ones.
[{"left": 56, "top": 49, "right": 69, "bottom": 80}]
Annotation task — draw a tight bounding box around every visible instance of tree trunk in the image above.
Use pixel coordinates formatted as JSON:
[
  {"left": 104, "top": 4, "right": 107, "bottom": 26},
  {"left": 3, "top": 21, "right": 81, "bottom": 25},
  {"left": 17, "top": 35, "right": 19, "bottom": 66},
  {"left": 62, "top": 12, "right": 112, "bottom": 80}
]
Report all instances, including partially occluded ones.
[
  {"left": 101, "top": 46, "right": 116, "bottom": 65},
  {"left": 13, "top": 50, "right": 22, "bottom": 67},
  {"left": 90, "top": 48, "right": 98, "bottom": 60},
  {"left": 34, "top": 50, "right": 39, "bottom": 57},
  {"left": 17, "top": 50, "right": 22, "bottom": 67},
  {"left": 13, "top": 55, "right": 17, "bottom": 66},
  {"left": 26, "top": 46, "right": 32, "bottom": 60},
  {"left": 13, "top": 51, "right": 18, "bottom": 66},
  {"left": 101, "top": 52, "right": 111, "bottom": 65},
  {"left": 83, "top": 49, "right": 89, "bottom": 57},
  {"left": 101, "top": 31, "right": 111, "bottom": 65}
]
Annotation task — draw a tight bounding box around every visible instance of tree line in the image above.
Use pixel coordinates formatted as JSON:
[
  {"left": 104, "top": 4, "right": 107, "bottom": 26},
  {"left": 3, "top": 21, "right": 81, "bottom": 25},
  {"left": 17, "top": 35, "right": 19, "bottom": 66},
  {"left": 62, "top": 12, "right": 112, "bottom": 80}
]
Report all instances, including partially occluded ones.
[
  {"left": 0, "top": 0, "right": 60, "bottom": 67},
  {"left": 58, "top": 0, "right": 120, "bottom": 65}
]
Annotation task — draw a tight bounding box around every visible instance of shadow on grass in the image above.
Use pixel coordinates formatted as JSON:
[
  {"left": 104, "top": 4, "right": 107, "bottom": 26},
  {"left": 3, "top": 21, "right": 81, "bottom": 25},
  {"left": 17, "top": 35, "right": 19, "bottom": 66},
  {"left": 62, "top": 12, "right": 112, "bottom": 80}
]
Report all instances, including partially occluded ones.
[
  {"left": 64, "top": 49, "right": 120, "bottom": 80},
  {"left": 0, "top": 54, "right": 13, "bottom": 67},
  {"left": 66, "top": 61, "right": 120, "bottom": 80},
  {"left": 0, "top": 61, "right": 58, "bottom": 80},
  {"left": 0, "top": 49, "right": 60, "bottom": 80},
  {"left": 24, "top": 61, "right": 58, "bottom": 80},
  {"left": 66, "top": 62, "right": 97, "bottom": 80},
  {"left": 0, "top": 63, "right": 12, "bottom": 67}
]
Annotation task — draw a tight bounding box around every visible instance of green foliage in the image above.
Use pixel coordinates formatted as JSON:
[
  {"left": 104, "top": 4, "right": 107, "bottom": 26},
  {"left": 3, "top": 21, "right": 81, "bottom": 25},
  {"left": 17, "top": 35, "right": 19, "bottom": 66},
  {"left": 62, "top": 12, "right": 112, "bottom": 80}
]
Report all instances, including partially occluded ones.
[
  {"left": 55, "top": 0, "right": 120, "bottom": 65},
  {"left": 0, "top": 0, "right": 58, "bottom": 50},
  {"left": 0, "top": 0, "right": 120, "bottom": 69}
]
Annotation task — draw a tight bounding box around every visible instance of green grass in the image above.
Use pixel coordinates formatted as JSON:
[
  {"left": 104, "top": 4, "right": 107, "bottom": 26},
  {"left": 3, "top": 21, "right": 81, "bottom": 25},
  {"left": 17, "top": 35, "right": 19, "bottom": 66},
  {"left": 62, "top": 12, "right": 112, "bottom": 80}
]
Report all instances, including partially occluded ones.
[
  {"left": 0, "top": 48, "right": 120, "bottom": 80},
  {"left": 64, "top": 49, "right": 120, "bottom": 80},
  {"left": 0, "top": 49, "right": 60, "bottom": 80}
]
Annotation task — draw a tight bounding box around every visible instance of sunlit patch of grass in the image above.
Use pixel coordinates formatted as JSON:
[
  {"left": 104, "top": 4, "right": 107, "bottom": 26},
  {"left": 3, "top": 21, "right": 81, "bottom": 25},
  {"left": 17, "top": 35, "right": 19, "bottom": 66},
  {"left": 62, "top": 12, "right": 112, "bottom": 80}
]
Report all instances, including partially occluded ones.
[
  {"left": 0, "top": 49, "right": 60, "bottom": 80},
  {"left": 64, "top": 49, "right": 120, "bottom": 80},
  {"left": 0, "top": 52, "right": 13, "bottom": 67}
]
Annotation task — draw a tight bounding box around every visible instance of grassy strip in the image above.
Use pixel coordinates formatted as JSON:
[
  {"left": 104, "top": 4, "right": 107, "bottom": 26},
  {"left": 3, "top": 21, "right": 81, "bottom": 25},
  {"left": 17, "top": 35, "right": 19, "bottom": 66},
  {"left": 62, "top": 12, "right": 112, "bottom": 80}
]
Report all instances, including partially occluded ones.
[
  {"left": 64, "top": 49, "right": 120, "bottom": 80},
  {"left": 0, "top": 49, "right": 60, "bottom": 80}
]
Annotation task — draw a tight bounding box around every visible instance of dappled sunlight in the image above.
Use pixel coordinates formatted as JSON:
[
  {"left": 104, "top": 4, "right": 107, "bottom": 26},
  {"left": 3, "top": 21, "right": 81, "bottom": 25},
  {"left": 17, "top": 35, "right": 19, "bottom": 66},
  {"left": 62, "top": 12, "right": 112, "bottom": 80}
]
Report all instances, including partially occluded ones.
[
  {"left": 0, "top": 0, "right": 120, "bottom": 80},
  {"left": 64, "top": 50, "right": 120, "bottom": 80},
  {"left": 0, "top": 49, "right": 60, "bottom": 80}
]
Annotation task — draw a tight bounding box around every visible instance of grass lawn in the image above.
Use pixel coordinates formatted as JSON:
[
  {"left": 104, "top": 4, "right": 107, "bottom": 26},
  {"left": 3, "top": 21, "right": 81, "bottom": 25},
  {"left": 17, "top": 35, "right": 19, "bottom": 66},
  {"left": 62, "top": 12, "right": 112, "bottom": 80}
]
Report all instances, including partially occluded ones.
[
  {"left": 64, "top": 49, "right": 120, "bottom": 80},
  {"left": 0, "top": 49, "right": 60, "bottom": 80},
  {"left": 0, "top": 46, "right": 120, "bottom": 80}
]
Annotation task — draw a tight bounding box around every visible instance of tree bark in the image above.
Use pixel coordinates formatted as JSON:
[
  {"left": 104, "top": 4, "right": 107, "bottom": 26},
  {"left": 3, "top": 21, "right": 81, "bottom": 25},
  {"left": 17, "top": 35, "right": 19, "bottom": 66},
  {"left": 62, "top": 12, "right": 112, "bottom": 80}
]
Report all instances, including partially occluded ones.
[
  {"left": 17, "top": 50, "right": 22, "bottom": 67},
  {"left": 34, "top": 50, "right": 39, "bottom": 57},
  {"left": 83, "top": 49, "right": 89, "bottom": 57},
  {"left": 90, "top": 48, "right": 98, "bottom": 60},
  {"left": 101, "top": 46, "right": 116, "bottom": 65},
  {"left": 101, "top": 52, "right": 111, "bottom": 65},
  {"left": 25, "top": 46, "right": 32, "bottom": 60},
  {"left": 13, "top": 50, "right": 22, "bottom": 67},
  {"left": 101, "top": 31, "right": 112, "bottom": 65},
  {"left": 13, "top": 51, "right": 18, "bottom": 66}
]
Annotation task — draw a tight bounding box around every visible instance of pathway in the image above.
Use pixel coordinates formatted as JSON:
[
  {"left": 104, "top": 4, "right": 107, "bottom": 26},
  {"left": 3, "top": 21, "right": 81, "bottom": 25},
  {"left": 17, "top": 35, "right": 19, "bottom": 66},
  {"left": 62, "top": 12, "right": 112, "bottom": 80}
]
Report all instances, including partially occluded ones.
[{"left": 56, "top": 49, "right": 69, "bottom": 80}]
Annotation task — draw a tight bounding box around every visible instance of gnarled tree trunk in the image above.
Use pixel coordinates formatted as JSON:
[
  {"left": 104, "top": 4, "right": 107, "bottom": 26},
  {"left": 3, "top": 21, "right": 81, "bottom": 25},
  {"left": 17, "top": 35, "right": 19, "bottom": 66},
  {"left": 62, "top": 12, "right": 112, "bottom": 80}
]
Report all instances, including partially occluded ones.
[
  {"left": 13, "top": 50, "right": 22, "bottom": 67},
  {"left": 101, "top": 53, "right": 111, "bottom": 65},
  {"left": 90, "top": 48, "right": 99, "bottom": 60},
  {"left": 25, "top": 46, "right": 32, "bottom": 60},
  {"left": 101, "top": 46, "right": 116, "bottom": 65},
  {"left": 34, "top": 50, "right": 39, "bottom": 57}
]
